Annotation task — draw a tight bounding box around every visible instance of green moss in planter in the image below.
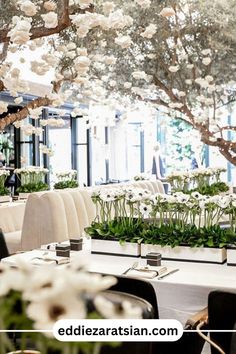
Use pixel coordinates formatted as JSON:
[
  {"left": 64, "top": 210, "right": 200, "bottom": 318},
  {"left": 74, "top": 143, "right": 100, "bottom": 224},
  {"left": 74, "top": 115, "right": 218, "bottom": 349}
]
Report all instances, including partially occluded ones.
[
  {"left": 54, "top": 180, "right": 79, "bottom": 189},
  {"left": 16, "top": 182, "right": 49, "bottom": 193}
]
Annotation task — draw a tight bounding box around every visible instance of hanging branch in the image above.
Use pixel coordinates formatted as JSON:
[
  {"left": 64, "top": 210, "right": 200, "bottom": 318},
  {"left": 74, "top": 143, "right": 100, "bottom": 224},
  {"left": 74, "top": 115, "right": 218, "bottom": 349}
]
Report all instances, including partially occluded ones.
[
  {"left": 0, "top": 0, "right": 93, "bottom": 44},
  {"left": 0, "top": 97, "right": 51, "bottom": 130}
]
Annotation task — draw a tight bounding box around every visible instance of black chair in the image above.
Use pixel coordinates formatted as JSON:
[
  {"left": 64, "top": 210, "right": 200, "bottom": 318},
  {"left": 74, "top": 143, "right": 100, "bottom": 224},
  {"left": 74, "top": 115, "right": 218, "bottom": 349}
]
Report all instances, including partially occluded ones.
[
  {"left": 100, "top": 275, "right": 205, "bottom": 354},
  {"left": 109, "top": 275, "right": 159, "bottom": 318},
  {"left": 0, "top": 229, "right": 9, "bottom": 260},
  {"left": 208, "top": 291, "right": 236, "bottom": 354},
  {"left": 97, "top": 276, "right": 157, "bottom": 354}
]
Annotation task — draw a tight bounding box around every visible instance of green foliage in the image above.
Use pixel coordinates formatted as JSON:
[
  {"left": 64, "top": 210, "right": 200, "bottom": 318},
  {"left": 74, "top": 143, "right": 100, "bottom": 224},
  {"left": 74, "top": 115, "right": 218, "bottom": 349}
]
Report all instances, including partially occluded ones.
[
  {"left": 54, "top": 180, "right": 79, "bottom": 189},
  {"left": 188, "top": 182, "right": 229, "bottom": 196},
  {"left": 17, "top": 182, "right": 49, "bottom": 193},
  {"left": 85, "top": 218, "right": 144, "bottom": 244},
  {"left": 86, "top": 219, "right": 236, "bottom": 249},
  {"left": 0, "top": 187, "right": 9, "bottom": 196},
  {"left": 141, "top": 223, "right": 236, "bottom": 248}
]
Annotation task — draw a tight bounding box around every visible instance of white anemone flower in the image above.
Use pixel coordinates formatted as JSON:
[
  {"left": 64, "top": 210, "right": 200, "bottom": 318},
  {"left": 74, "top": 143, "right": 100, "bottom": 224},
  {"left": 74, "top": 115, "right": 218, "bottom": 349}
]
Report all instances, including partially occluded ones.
[
  {"left": 94, "top": 295, "right": 142, "bottom": 319},
  {"left": 66, "top": 272, "right": 117, "bottom": 294},
  {"left": 139, "top": 203, "right": 152, "bottom": 217},
  {"left": 216, "top": 197, "right": 231, "bottom": 209},
  {"left": 27, "top": 292, "right": 87, "bottom": 334}
]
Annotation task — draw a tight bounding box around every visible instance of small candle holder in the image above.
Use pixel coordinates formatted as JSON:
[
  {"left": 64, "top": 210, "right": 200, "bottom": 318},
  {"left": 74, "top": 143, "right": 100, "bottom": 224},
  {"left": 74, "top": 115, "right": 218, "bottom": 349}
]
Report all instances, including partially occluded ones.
[
  {"left": 70, "top": 238, "right": 83, "bottom": 251},
  {"left": 56, "top": 244, "right": 70, "bottom": 257},
  {"left": 146, "top": 252, "right": 162, "bottom": 266}
]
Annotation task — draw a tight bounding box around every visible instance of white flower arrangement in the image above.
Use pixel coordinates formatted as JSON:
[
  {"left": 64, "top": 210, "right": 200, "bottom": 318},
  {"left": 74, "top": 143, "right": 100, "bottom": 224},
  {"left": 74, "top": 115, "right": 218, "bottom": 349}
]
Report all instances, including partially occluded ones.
[
  {"left": 167, "top": 167, "right": 227, "bottom": 193},
  {"left": 14, "top": 166, "right": 49, "bottom": 190},
  {"left": 56, "top": 170, "right": 77, "bottom": 179},
  {"left": 0, "top": 260, "right": 141, "bottom": 352}
]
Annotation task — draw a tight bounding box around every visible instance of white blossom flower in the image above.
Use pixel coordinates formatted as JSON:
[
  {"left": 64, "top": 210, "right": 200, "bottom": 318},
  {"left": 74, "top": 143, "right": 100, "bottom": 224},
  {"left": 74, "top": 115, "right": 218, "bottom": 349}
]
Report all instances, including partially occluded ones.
[
  {"left": 74, "top": 56, "right": 91, "bottom": 75},
  {"left": 19, "top": 1, "right": 37, "bottom": 17},
  {"left": 115, "top": 35, "right": 132, "bottom": 49},
  {"left": 135, "top": 0, "right": 151, "bottom": 9},
  {"left": 205, "top": 75, "right": 214, "bottom": 82},
  {"left": 202, "top": 57, "right": 211, "bottom": 65},
  {"left": 29, "top": 107, "right": 42, "bottom": 119},
  {"left": 103, "top": 2, "right": 115, "bottom": 14},
  {"left": 41, "top": 12, "right": 58, "bottom": 29},
  {"left": 14, "top": 96, "right": 23, "bottom": 104},
  {"left": 7, "top": 17, "right": 32, "bottom": 45},
  {"left": 169, "top": 102, "right": 183, "bottom": 109},
  {"left": 124, "top": 82, "right": 132, "bottom": 89},
  {"left": 186, "top": 64, "right": 194, "bottom": 69},
  {"left": 201, "top": 48, "right": 211, "bottom": 56},
  {"left": 104, "top": 56, "right": 117, "bottom": 65},
  {"left": 132, "top": 71, "right": 148, "bottom": 80},
  {"left": 185, "top": 79, "right": 192, "bottom": 85},
  {"left": 141, "top": 24, "right": 157, "bottom": 39},
  {"left": 108, "top": 10, "right": 133, "bottom": 30},
  {"left": 0, "top": 101, "right": 8, "bottom": 114},
  {"left": 43, "top": 1, "right": 57, "bottom": 11},
  {"left": 169, "top": 65, "right": 179, "bottom": 73},
  {"left": 78, "top": 0, "right": 93, "bottom": 9},
  {"left": 160, "top": 7, "right": 175, "bottom": 17}
]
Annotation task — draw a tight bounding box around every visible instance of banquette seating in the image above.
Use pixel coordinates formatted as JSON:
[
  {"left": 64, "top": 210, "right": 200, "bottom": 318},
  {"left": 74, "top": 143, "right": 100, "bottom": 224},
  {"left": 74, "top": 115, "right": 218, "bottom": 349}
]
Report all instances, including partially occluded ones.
[{"left": 0, "top": 180, "right": 165, "bottom": 254}]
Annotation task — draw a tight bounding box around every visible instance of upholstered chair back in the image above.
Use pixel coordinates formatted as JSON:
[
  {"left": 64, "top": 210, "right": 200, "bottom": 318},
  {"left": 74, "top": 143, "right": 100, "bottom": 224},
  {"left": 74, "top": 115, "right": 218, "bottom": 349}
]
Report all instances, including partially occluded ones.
[
  {"left": 21, "top": 194, "right": 42, "bottom": 251},
  {"left": 68, "top": 190, "right": 89, "bottom": 235},
  {"left": 57, "top": 191, "right": 81, "bottom": 239},
  {"left": 77, "top": 189, "right": 96, "bottom": 224},
  {"left": 0, "top": 203, "right": 25, "bottom": 233},
  {"left": 39, "top": 192, "right": 69, "bottom": 245}
]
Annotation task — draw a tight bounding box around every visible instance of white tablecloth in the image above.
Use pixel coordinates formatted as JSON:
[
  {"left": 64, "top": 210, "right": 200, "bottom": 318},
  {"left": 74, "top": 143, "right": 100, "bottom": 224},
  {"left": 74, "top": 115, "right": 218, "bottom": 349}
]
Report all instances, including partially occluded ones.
[{"left": 2, "top": 248, "right": 236, "bottom": 327}]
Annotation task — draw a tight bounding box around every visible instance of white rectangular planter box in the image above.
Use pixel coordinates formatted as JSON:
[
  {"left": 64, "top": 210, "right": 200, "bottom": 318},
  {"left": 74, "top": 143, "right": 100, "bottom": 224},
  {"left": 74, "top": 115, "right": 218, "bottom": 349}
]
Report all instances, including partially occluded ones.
[
  {"left": 91, "top": 239, "right": 141, "bottom": 257},
  {"left": 227, "top": 248, "right": 236, "bottom": 266},
  {"left": 141, "top": 244, "right": 227, "bottom": 264},
  {"left": 0, "top": 195, "right": 11, "bottom": 203}
]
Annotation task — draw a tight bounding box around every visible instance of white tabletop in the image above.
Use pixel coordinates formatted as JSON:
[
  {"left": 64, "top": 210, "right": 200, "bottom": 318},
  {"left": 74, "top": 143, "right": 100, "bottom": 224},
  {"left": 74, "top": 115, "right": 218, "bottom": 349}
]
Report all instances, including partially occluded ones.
[{"left": 2, "top": 249, "right": 236, "bottom": 325}]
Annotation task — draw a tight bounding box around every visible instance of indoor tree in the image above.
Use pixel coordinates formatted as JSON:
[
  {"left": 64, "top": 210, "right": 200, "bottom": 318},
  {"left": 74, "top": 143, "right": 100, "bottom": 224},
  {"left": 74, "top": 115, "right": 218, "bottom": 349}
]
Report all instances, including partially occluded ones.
[{"left": 0, "top": 0, "right": 236, "bottom": 165}]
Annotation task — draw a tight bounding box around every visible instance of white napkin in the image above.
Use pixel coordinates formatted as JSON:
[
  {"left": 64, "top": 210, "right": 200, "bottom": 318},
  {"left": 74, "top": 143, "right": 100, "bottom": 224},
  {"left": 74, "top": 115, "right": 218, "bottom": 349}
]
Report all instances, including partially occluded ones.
[
  {"left": 30, "top": 255, "right": 70, "bottom": 266},
  {"left": 125, "top": 266, "right": 167, "bottom": 279}
]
